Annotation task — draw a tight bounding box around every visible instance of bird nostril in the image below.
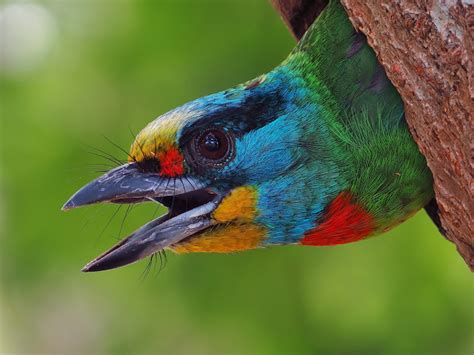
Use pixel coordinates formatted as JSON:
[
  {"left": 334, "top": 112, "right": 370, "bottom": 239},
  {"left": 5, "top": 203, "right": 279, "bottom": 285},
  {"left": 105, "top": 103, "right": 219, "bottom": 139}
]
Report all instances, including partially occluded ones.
[
  {"left": 135, "top": 147, "right": 185, "bottom": 177},
  {"left": 138, "top": 157, "right": 161, "bottom": 174}
]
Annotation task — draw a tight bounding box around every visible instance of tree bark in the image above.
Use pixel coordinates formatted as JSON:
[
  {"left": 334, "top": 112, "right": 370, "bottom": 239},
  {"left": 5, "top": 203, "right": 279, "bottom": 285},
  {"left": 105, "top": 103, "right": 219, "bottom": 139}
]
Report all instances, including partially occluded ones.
[{"left": 269, "top": 0, "right": 473, "bottom": 270}]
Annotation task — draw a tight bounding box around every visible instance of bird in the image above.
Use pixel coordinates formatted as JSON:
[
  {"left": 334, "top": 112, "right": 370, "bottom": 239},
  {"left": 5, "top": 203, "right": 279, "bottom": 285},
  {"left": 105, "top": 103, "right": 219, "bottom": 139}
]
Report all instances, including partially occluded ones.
[{"left": 63, "top": 0, "right": 433, "bottom": 272}]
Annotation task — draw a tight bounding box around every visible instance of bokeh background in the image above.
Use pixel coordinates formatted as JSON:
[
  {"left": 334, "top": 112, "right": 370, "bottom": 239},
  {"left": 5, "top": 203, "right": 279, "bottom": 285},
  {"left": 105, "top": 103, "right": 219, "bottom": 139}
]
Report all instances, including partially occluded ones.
[{"left": 0, "top": 1, "right": 472, "bottom": 354}]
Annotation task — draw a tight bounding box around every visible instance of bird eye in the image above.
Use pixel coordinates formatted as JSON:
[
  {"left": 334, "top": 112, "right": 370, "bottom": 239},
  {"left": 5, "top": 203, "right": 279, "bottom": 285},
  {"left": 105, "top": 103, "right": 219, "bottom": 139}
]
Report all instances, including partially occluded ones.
[
  {"left": 189, "top": 128, "right": 234, "bottom": 168},
  {"left": 198, "top": 130, "right": 227, "bottom": 159}
]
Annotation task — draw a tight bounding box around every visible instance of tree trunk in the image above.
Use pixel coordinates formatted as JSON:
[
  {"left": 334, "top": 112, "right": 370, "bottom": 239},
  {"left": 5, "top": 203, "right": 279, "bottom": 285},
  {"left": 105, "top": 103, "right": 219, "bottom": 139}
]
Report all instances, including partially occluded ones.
[{"left": 269, "top": 0, "right": 473, "bottom": 271}]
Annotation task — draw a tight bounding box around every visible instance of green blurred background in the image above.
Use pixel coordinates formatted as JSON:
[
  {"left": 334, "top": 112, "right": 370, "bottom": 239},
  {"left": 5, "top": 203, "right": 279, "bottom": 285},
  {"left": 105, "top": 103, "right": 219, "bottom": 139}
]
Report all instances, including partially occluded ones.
[{"left": 0, "top": 1, "right": 472, "bottom": 354}]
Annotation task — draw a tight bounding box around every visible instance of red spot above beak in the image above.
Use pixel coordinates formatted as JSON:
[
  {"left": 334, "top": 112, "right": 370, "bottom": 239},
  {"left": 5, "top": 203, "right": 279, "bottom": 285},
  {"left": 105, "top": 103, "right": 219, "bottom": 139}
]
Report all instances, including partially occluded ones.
[{"left": 157, "top": 147, "right": 184, "bottom": 177}]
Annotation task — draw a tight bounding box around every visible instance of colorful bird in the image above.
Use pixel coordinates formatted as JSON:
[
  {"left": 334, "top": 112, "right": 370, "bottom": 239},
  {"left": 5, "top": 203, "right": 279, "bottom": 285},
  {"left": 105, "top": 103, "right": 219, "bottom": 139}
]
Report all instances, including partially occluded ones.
[{"left": 63, "top": 1, "right": 433, "bottom": 272}]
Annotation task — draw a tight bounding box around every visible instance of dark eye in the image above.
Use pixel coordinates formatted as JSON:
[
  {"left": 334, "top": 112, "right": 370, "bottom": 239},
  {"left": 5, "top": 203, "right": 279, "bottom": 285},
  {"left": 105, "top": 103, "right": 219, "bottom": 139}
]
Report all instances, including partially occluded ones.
[
  {"left": 198, "top": 130, "right": 227, "bottom": 159},
  {"left": 190, "top": 128, "right": 234, "bottom": 167}
]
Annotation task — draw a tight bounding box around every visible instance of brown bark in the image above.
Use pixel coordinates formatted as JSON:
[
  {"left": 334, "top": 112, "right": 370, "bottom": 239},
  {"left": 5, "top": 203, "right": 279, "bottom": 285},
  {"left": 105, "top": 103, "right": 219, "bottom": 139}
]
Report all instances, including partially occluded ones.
[{"left": 269, "top": 0, "right": 474, "bottom": 270}]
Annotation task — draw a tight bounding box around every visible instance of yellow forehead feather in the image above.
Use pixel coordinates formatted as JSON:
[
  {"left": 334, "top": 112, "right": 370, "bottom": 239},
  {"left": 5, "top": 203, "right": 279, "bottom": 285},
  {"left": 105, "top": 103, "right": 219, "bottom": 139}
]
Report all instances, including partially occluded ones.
[{"left": 129, "top": 107, "right": 202, "bottom": 162}]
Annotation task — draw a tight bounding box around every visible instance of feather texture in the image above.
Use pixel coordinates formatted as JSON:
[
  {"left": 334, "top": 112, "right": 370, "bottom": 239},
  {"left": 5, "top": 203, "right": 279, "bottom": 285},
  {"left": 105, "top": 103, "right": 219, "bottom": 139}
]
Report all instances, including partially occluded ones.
[{"left": 131, "top": 1, "right": 433, "bottom": 250}]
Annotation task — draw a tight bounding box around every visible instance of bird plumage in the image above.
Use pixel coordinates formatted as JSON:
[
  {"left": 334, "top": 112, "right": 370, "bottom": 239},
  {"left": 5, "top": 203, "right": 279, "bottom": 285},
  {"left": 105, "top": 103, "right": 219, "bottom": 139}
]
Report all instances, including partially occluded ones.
[
  {"left": 64, "top": 1, "right": 433, "bottom": 270},
  {"left": 131, "top": 0, "right": 432, "bottom": 248}
]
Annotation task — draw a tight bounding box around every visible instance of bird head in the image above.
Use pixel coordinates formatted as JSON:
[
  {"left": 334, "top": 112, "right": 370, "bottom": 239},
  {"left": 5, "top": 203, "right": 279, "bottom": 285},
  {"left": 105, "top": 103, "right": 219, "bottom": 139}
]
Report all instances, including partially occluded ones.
[{"left": 63, "top": 67, "right": 348, "bottom": 272}]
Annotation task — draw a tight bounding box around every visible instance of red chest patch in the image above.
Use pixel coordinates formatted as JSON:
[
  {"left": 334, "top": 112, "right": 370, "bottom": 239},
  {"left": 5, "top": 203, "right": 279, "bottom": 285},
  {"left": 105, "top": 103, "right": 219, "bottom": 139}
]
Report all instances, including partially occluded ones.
[
  {"left": 157, "top": 147, "right": 184, "bottom": 177},
  {"left": 301, "top": 192, "right": 375, "bottom": 246}
]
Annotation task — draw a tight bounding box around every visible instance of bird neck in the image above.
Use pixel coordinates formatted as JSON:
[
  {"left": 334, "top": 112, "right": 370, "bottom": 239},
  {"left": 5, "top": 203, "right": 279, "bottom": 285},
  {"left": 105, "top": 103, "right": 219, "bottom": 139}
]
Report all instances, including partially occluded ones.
[
  {"left": 282, "top": 0, "right": 403, "bottom": 123},
  {"left": 256, "top": 1, "right": 433, "bottom": 244}
]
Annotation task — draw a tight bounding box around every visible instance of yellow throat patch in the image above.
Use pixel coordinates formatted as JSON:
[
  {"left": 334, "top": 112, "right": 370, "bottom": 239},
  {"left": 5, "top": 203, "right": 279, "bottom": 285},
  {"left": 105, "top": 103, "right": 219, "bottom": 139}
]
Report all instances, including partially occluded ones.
[{"left": 171, "top": 186, "right": 267, "bottom": 253}]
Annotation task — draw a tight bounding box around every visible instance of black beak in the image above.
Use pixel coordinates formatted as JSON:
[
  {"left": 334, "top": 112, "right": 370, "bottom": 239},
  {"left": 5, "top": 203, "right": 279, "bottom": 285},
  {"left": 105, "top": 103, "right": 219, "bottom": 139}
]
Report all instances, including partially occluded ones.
[
  {"left": 62, "top": 162, "right": 205, "bottom": 210},
  {"left": 62, "top": 163, "right": 220, "bottom": 272},
  {"left": 81, "top": 198, "right": 218, "bottom": 272}
]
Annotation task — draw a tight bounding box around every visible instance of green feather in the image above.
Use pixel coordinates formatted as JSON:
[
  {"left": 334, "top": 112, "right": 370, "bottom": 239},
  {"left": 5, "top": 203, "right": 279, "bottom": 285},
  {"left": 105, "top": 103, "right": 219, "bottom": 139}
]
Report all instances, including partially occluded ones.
[{"left": 284, "top": 1, "right": 433, "bottom": 229}]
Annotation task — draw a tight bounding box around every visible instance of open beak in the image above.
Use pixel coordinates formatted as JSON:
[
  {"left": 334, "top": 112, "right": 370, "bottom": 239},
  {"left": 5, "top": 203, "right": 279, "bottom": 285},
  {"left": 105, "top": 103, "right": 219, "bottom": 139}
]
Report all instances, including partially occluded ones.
[{"left": 62, "top": 163, "right": 221, "bottom": 272}]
